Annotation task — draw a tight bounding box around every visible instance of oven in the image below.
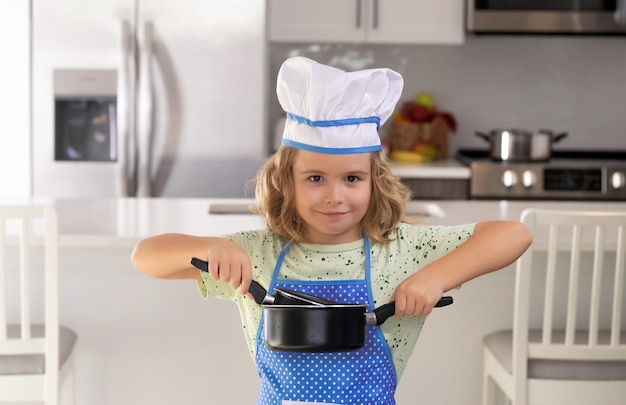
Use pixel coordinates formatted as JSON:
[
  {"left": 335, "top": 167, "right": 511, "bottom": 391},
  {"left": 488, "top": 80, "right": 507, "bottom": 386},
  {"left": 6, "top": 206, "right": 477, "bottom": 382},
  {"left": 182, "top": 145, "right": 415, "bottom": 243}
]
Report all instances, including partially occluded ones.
[
  {"left": 467, "top": 0, "right": 626, "bottom": 34},
  {"left": 457, "top": 149, "right": 626, "bottom": 200}
]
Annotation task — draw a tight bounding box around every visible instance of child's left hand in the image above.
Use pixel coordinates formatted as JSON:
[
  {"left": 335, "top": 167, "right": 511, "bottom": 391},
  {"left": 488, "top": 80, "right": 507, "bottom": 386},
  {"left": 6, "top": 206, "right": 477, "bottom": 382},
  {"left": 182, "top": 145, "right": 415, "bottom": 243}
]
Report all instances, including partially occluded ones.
[{"left": 390, "top": 268, "right": 445, "bottom": 317}]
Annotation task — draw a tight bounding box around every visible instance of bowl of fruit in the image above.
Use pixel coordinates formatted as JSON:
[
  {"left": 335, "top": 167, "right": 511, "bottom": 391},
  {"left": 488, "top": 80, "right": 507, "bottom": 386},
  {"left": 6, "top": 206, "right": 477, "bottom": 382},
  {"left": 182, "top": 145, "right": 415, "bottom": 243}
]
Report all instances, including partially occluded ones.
[{"left": 387, "top": 92, "right": 456, "bottom": 163}]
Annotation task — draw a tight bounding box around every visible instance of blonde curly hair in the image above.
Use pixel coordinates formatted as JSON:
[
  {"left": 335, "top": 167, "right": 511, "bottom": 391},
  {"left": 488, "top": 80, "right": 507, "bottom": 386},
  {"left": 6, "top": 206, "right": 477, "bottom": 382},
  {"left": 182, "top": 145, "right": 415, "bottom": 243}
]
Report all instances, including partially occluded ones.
[{"left": 254, "top": 146, "right": 411, "bottom": 244}]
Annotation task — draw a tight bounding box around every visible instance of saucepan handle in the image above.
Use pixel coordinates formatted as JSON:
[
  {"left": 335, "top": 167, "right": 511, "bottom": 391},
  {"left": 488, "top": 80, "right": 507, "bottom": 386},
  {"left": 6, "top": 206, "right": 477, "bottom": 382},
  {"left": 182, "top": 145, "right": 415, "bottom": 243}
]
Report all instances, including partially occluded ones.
[
  {"left": 372, "top": 296, "right": 454, "bottom": 325},
  {"left": 553, "top": 132, "right": 568, "bottom": 143},
  {"left": 538, "top": 130, "right": 568, "bottom": 143},
  {"left": 475, "top": 132, "right": 491, "bottom": 142},
  {"left": 190, "top": 257, "right": 208, "bottom": 272},
  {"left": 190, "top": 257, "right": 266, "bottom": 305},
  {"left": 373, "top": 302, "right": 396, "bottom": 325},
  {"left": 436, "top": 296, "right": 454, "bottom": 307}
]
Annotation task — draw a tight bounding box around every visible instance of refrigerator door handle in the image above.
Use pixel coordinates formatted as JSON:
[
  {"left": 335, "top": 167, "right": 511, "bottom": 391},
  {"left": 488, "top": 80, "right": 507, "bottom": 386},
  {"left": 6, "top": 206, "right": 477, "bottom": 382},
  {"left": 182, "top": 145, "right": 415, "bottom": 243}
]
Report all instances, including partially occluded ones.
[
  {"left": 117, "top": 20, "right": 135, "bottom": 197},
  {"left": 617, "top": 0, "right": 626, "bottom": 25},
  {"left": 137, "top": 21, "right": 154, "bottom": 197}
]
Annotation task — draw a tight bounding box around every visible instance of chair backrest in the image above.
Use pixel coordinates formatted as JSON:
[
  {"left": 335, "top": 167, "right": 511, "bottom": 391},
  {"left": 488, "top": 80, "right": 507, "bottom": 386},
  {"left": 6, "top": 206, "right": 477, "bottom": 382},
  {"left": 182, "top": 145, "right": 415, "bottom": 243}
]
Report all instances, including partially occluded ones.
[
  {"left": 0, "top": 204, "right": 59, "bottom": 392},
  {"left": 513, "top": 208, "right": 626, "bottom": 379}
]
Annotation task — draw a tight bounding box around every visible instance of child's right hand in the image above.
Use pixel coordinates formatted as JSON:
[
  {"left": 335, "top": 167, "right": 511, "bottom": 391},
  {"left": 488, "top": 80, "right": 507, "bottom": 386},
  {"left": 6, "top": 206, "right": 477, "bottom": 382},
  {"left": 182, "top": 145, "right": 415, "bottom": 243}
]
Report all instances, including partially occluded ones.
[{"left": 205, "top": 238, "right": 253, "bottom": 296}]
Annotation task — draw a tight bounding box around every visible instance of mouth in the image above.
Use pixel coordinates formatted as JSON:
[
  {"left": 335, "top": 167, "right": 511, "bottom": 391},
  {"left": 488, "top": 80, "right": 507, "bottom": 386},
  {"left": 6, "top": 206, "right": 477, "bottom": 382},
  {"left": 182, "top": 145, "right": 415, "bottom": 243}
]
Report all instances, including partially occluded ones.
[{"left": 318, "top": 211, "right": 347, "bottom": 217}]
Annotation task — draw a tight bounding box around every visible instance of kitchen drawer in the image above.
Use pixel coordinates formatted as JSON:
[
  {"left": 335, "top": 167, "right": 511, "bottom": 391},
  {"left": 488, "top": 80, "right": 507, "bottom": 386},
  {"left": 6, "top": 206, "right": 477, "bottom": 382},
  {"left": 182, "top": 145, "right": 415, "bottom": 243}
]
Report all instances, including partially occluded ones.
[{"left": 401, "top": 178, "right": 470, "bottom": 200}]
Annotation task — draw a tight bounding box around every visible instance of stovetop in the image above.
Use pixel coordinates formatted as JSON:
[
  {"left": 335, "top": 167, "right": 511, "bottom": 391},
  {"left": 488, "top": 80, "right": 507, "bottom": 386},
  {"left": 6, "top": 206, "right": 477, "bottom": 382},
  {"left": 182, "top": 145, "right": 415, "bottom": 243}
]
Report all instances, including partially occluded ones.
[{"left": 457, "top": 149, "right": 626, "bottom": 165}]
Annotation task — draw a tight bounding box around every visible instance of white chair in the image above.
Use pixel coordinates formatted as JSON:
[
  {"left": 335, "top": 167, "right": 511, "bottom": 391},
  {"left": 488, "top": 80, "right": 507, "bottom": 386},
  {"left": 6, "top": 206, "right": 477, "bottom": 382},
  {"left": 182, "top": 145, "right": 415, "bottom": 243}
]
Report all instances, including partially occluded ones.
[
  {"left": 0, "top": 204, "right": 77, "bottom": 404},
  {"left": 482, "top": 208, "right": 626, "bottom": 405}
]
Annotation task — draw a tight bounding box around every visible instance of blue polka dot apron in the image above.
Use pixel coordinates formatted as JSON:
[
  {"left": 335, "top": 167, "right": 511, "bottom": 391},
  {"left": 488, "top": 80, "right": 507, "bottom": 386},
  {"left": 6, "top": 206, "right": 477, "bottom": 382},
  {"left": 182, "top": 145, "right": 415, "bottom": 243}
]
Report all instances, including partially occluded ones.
[{"left": 255, "top": 236, "right": 398, "bottom": 405}]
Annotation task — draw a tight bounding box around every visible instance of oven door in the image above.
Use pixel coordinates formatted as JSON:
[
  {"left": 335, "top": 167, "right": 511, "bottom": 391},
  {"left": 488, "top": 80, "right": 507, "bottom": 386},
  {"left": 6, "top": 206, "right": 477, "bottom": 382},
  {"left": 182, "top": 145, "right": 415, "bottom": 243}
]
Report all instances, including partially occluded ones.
[
  {"left": 470, "top": 163, "right": 626, "bottom": 200},
  {"left": 467, "top": 0, "right": 626, "bottom": 33}
]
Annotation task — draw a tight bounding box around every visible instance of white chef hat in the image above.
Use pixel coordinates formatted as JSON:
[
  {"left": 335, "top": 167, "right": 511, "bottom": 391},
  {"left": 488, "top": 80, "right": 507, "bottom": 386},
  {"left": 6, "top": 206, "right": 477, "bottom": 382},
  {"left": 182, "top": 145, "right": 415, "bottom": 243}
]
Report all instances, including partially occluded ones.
[{"left": 277, "top": 56, "right": 404, "bottom": 154}]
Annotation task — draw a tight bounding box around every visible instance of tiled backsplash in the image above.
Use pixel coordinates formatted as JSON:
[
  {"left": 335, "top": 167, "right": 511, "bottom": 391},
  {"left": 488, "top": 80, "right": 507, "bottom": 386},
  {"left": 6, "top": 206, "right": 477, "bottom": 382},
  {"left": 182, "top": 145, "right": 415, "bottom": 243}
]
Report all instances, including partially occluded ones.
[{"left": 268, "top": 36, "right": 626, "bottom": 154}]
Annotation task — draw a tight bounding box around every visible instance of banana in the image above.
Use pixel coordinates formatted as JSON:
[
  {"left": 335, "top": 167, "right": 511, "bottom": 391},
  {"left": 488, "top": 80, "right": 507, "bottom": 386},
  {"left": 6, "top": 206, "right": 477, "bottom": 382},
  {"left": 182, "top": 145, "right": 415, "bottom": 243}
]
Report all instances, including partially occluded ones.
[{"left": 389, "top": 150, "right": 426, "bottom": 163}]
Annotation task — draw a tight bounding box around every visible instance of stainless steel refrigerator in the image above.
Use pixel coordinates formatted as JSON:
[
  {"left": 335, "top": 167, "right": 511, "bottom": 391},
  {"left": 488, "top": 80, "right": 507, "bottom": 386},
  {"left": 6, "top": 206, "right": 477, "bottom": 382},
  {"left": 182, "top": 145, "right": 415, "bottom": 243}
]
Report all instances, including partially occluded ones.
[{"left": 32, "top": 0, "right": 267, "bottom": 198}]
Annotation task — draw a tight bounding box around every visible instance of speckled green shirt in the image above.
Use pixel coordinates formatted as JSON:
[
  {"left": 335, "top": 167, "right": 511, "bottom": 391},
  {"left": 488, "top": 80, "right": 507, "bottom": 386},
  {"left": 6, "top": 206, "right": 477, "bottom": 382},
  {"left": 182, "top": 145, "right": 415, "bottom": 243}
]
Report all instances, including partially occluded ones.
[{"left": 197, "top": 221, "right": 474, "bottom": 379}]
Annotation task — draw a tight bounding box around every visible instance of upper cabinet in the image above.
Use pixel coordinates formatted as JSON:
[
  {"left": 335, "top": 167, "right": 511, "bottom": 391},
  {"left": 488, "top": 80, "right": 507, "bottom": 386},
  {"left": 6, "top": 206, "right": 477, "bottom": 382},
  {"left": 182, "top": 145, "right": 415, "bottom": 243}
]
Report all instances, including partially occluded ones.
[{"left": 268, "top": 0, "right": 464, "bottom": 44}]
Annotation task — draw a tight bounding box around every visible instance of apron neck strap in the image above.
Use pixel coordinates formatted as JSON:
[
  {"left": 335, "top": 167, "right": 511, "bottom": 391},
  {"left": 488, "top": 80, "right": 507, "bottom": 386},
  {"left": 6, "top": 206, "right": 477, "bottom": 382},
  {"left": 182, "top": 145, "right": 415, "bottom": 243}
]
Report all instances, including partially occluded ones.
[{"left": 269, "top": 236, "right": 372, "bottom": 292}]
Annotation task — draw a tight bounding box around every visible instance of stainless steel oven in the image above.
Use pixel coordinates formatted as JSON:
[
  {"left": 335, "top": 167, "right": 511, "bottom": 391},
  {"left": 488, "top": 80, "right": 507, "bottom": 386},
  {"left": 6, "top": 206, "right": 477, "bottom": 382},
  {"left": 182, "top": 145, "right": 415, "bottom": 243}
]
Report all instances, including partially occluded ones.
[
  {"left": 458, "top": 149, "right": 626, "bottom": 200},
  {"left": 467, "top": 0, "right": 626, "bottom": 34}
]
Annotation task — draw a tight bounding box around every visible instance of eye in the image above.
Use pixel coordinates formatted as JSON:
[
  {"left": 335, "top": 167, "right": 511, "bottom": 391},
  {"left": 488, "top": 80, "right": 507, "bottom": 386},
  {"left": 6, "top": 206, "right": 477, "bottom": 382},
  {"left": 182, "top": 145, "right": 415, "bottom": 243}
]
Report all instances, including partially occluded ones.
[
  {"left": 346, "top": 175, "right": 360, "bottom": 183},
  {"left": 308, "top": 175, "right": 323, "bottom": 183}
]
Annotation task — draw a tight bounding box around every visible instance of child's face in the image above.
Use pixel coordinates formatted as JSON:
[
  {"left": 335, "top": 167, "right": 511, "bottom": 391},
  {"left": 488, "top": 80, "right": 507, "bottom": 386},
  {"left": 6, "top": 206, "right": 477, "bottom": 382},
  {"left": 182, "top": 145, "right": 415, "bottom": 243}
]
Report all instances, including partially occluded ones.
[{"left": 291, "top": 150, "right": 372, "bottom": 245}]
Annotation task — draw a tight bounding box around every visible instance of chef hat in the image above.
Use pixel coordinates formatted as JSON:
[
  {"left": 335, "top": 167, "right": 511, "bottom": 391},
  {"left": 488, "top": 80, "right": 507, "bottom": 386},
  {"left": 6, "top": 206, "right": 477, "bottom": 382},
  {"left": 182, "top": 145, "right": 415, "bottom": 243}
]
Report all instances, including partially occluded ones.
[{"left": 277, "top": 56, "right": 404, "bottom": 154}]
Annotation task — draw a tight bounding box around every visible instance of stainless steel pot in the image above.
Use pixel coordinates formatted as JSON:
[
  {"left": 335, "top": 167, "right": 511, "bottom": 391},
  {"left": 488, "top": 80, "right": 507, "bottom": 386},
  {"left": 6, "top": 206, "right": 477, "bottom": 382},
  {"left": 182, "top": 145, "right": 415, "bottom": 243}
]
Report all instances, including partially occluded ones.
[{"left": 476, "top": 130, "right": 567, "bottom": 161}]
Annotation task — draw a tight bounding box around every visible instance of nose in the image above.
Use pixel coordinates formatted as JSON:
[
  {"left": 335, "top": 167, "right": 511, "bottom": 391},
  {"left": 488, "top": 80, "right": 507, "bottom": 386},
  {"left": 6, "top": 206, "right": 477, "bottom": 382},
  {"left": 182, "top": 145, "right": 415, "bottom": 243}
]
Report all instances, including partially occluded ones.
[{"left": 324, "top": 182, "right": 344, "bottom": 205}]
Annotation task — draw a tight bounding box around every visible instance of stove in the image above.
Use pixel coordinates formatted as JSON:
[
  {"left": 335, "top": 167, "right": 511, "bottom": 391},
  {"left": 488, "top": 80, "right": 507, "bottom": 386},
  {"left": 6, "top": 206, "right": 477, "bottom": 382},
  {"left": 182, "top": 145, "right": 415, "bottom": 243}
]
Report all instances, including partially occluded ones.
[{"left": 457, "top": 149, "right": 626, "bottom": 200}]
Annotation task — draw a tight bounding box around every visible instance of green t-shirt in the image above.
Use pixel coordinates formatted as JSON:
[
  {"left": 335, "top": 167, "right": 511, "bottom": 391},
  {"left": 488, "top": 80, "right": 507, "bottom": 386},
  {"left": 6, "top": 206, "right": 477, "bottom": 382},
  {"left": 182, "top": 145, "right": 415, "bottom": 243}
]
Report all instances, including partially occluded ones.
[{"left": 197, "top": 221, "right": 474, "bottom": 379}]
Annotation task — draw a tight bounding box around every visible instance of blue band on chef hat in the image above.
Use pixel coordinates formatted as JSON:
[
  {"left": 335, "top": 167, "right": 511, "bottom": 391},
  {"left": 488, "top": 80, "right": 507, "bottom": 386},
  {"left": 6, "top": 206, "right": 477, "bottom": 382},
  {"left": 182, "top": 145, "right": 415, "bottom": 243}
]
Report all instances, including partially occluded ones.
[
  {"left": 286, "top": 112, "right": 381, "bottom": 130},
  {"left": 282, "top": 138, "right": 382, "bottom": 154}
]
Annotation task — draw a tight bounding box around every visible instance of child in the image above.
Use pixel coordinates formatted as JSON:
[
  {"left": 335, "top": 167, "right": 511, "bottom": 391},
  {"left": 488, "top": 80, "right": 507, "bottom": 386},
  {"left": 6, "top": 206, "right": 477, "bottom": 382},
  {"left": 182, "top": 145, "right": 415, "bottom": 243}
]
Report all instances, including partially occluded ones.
[{"left": 131, "top": 56, "right": 532, "bottom": 405}]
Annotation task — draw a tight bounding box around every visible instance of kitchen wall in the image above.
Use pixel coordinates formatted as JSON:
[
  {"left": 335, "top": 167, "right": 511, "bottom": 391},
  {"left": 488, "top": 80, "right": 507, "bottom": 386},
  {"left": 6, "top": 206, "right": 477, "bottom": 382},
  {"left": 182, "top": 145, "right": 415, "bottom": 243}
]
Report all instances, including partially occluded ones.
[
  {"left": 3, "top": 3, "right": 626, "bottom": 201},
  {"left": 268, "top": 35, "right": 626, "bottom": 154}
]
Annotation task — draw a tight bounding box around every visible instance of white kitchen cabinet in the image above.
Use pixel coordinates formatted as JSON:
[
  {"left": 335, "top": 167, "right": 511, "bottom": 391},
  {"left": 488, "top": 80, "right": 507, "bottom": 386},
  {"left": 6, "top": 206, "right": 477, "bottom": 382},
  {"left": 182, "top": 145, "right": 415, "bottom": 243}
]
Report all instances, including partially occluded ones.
[{"left": 268, "top": 0, "right": 464, "bottom": 44}]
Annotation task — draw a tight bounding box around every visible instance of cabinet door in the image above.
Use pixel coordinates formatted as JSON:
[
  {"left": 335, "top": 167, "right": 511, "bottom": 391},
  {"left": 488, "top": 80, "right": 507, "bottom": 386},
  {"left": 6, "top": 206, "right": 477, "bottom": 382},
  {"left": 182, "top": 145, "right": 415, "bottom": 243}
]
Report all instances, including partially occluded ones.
[
  {"left": 268, "top": 0, "right": 364, "bottom": 43},
  {"left": 367, "top": 0, "right": 464, "bottom": 44},
  {"left": 268, "top": 0, "right": 464, "bottom": 44}
]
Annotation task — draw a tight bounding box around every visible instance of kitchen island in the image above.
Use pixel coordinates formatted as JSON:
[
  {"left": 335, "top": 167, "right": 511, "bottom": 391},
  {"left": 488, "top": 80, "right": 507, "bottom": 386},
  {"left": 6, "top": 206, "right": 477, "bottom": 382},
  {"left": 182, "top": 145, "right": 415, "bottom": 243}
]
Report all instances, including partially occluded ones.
[
  {"left": 22, "top": 198, "right": 626, "bottom": 405},
  {"left": 52, "top": 197, "right": 624, "bottom": 246}
]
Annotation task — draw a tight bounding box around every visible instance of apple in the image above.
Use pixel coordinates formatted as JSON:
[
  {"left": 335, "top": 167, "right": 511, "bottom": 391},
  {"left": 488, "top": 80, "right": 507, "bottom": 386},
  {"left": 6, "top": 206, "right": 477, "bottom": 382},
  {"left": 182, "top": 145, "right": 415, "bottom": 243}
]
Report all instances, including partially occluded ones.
[
  {"left": 400, "top": 101, "right": 415, "bottom": 119},
  {"left": 435, "top": 112, "right": 457, "bottom": 132},
  {"left": 410, "top": 105, "right": 431, "bottom": 122}
]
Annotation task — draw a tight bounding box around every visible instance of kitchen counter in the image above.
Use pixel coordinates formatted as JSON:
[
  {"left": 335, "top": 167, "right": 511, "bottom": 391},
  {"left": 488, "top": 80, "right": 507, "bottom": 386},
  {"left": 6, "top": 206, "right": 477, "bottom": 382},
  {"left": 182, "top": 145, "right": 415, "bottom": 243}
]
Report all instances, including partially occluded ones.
[
  {"left": 6, "top": 197, "right": 624, "bottom": 405},
  {"left": 48, "top": 197, "right": 625, "bottom": 246},
  {"left": 388, "top": 159, "right": 471, "bottom": 179}
]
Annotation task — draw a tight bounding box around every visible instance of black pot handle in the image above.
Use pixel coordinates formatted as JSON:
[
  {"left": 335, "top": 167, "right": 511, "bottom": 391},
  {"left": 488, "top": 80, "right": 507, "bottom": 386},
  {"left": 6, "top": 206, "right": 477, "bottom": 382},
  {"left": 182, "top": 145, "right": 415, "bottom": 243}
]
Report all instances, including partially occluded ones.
[
  {"left": 436, "top": 296, "right": 454, "bottom": 307},
  {"left": 538, "top": 130, "right": 568, "bottom": 143},
  {"left": 247, "top": 281, "right": 268, "bottom": 305},
  {"left": 553, "top": 132, "right": 568, "bottom": 143},
  {"left": 475, "top": 132, "right": 491, "bottom": 142},
  {"left": 373, "top": 296, "right": 454, "bottom": 325},
  {"left": 190, "top": 257, "right": 209, "bottom": 272},
  {"left": 373, "top": 302, "right": 396, "bottom": 325},
  {"left": 190, "top": 257, "right": 266, "bottom": 305}
]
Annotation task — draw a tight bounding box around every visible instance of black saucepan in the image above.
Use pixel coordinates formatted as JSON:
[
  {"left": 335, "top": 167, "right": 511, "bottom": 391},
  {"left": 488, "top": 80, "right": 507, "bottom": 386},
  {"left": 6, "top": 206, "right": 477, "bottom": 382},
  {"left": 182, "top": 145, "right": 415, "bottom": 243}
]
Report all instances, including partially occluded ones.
[{"left": 191, "top": 257, "right": 453, "bottom": 352}]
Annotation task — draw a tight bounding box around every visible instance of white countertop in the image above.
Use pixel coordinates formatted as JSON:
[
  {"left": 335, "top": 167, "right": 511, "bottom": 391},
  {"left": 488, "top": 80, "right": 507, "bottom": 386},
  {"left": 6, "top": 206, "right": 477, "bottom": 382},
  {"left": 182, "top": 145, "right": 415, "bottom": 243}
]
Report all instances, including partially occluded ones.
[
  {"left": 388, "top": 159, "right": 471, "bottom": 179},
  {"left": 39, "top": 198, "right": 626, "bottom": 247}
]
